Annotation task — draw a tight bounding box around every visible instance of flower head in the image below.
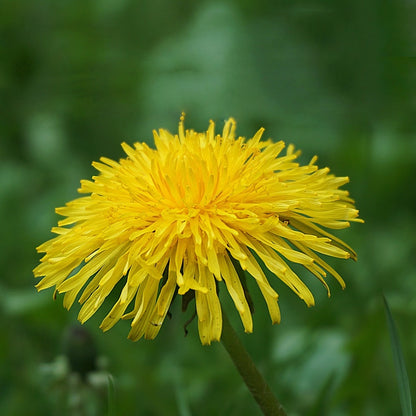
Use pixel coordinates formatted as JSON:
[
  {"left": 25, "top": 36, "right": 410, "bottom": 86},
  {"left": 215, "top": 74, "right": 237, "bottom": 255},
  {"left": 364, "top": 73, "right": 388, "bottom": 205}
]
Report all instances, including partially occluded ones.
[{"left": 34, "top": 115, "right": 362, "bottom": 345}]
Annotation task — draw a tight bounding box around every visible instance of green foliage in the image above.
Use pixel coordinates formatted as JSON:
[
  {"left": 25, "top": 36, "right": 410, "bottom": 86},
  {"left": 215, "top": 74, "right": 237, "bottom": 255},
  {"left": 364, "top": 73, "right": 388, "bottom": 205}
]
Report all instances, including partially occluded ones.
[
  {"left": 384, "top": 296, "right": 413, "bottom": 416},
  {"left": 1, "top": 0, "right": 415, "bottom": 415},
  {"left": 107, "top": 374, "right": 116, "bottom": 416}
]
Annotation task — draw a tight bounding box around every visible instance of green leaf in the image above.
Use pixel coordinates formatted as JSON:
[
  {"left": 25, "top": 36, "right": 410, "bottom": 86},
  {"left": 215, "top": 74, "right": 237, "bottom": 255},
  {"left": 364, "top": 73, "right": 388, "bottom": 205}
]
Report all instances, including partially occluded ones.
[
  {"left": 383, "top": 295, "right": 413, "bottom": 416},
  {"left": 107, "top": 374, "right": 116, "bottom": 416}
]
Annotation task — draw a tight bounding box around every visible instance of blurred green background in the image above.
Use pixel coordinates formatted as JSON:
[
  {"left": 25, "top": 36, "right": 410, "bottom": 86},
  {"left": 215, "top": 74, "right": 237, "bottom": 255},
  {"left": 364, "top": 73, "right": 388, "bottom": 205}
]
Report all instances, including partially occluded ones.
[{"left": 1, "top": 0, "right": 415, "bottom": 415}]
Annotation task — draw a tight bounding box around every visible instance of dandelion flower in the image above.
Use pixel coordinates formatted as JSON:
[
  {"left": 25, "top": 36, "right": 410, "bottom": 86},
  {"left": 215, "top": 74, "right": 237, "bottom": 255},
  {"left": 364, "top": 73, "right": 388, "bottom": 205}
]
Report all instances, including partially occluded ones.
[{"left": 34, "top": 115, "right": 363, "bottom": 345}]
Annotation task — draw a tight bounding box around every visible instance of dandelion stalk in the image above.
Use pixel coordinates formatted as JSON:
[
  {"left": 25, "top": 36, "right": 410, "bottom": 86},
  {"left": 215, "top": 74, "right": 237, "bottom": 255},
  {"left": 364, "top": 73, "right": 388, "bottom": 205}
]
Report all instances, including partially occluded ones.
[{"left": 221, "top": 309, "right": 287, "bottom": 416}]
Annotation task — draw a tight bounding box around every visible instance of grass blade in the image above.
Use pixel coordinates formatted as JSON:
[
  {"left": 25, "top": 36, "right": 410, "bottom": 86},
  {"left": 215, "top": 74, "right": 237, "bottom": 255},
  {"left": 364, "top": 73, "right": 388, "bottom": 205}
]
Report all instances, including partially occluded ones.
[
  {"left": 107, "top": 374, "right": 116, "bottom": 416},
  {"left": 383, "top": 295, "right": 413, "bottom": 416}
]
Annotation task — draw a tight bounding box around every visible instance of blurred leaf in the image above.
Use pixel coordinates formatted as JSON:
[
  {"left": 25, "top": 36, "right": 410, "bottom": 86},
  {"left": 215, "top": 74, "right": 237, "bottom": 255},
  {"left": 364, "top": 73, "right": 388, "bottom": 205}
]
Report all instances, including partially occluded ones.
[
  {"left": 308, "top": 372, "right": 336, "bottom": 416},
  {"left": 0, "top": 285, "right": 49, "bottom": 315},
  {"left": 107, "top": 374, "right": 116, "bottom": 416},
  {"left": 383, "top": 295, "right": 413, "bottom": 416}
]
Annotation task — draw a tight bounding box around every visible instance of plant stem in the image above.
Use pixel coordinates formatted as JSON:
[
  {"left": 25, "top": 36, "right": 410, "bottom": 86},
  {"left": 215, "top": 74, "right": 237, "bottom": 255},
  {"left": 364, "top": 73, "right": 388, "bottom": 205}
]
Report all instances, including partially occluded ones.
[{"left": 221, "top": 310, "right": 287, "bottom": 416}]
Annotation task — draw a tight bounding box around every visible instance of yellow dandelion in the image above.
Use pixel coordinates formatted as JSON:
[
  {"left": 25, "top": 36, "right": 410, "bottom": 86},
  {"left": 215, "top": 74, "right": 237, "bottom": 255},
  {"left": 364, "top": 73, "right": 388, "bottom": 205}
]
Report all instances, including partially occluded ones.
[{"left": 34, "top": 115, "right": 363, "bottom": 345}]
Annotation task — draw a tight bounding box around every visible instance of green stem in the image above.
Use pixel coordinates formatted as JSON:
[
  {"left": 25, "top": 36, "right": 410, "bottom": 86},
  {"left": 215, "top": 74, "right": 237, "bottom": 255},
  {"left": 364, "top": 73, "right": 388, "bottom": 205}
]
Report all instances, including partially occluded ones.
[{"left": 221, "top": 310, "right": 287, "bottom": 416}]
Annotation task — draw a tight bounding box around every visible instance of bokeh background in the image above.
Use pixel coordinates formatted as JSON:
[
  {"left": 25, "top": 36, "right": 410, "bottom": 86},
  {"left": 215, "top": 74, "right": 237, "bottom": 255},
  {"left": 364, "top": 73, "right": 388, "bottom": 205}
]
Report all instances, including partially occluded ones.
[{"left": 1, "top": 1, "right": 415, "bottom": 415}]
